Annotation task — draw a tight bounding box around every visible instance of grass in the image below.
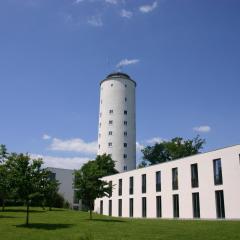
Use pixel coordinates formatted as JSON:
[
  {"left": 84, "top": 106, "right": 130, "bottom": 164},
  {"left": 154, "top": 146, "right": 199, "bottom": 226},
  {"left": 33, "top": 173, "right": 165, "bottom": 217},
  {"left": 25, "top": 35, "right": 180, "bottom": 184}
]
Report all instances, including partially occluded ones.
[{"left": 0, "top": 207, "right": 240, "bottom": 240}]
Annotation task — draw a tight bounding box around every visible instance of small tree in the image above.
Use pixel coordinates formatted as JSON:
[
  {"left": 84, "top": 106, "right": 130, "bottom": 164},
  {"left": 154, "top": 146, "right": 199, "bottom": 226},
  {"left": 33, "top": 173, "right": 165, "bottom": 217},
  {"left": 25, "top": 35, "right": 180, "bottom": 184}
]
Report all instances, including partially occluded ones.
[
  {"left": 42, "top": 172, "right": 59, "bottom": 211},
  {"left": 7, "top": 153, "right": 47, "bottom": 225},
  {"left": 141, "top": 135, "right": 205, "bottom": 165},
  {"left": 75, "top": 154, "right": 117, "bottom": 219}
]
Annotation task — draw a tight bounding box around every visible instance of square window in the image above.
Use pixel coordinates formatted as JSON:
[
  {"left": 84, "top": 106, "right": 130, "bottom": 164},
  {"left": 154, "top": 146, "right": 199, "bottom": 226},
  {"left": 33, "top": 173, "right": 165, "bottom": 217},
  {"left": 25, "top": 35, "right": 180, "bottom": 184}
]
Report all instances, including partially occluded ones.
[
  {"left": 109, "top": 120, "right": 113, "bottom": 125},
  {"left": 109, "top": 131, "right": 113, "bottom": 136},
  {"left": 109, "top": 110, "right": 113, "bottom": 114},
  {"left": 124, "top": 143, "right": 127, "bottom": 147},
  {"left": 108, "top": 142, "right": 112, "bottom": 147}
]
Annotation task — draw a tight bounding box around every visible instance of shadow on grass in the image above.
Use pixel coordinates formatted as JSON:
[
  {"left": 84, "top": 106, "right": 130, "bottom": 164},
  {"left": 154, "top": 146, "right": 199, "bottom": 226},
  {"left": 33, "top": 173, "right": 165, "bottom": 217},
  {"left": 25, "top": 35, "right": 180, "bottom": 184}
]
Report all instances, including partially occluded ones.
[
  {"left": 4, "top": 209, "right": 45, "bottom": 213},
  {"left": 0, "top": 215, "right": 17, "bottom": 218},
  {"left": 15, "top": 223, "right": 74, "bottom": 230},
  {"left": 88, "top": 219, "right": 126, "bottom": 223}
]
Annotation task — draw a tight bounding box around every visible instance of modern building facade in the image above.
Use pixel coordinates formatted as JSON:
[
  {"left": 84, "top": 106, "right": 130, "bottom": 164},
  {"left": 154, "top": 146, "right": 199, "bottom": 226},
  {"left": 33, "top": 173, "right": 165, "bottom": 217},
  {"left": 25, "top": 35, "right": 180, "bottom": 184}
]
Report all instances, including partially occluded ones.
[
  {"left": 95, "top": 145, "right": 240, "bottom": 219},
  {"left": 97, "top": 73, "right": 136, "bottom": 172},
  {"left": 48, "top": 167, "right": 79, "bottom": 209}
]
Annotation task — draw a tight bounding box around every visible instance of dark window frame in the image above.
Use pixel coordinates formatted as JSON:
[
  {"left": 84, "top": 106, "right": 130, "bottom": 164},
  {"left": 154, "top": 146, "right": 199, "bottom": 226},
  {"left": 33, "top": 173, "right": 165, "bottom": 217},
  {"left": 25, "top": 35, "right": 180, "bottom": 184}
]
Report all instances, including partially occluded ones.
[
  {"left": 172, "top": 168, "right": 178, "bottom": 190},
  {"left": 191, "top": 164, "right": 199, "bottom": 188},
  {"left": 156, "top": 171, "right": 161, "bottom": 192},
  {"left": 142, "top": 174, "right": 147, "bottom": 193}
]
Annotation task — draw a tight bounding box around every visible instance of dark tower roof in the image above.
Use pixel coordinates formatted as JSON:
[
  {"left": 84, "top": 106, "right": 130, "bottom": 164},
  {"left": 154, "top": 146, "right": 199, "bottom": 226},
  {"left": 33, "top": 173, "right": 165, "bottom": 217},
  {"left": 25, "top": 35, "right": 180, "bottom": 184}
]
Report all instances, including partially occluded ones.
[{"left": 100, "top": 72, "right": 136, "bottom": 86}]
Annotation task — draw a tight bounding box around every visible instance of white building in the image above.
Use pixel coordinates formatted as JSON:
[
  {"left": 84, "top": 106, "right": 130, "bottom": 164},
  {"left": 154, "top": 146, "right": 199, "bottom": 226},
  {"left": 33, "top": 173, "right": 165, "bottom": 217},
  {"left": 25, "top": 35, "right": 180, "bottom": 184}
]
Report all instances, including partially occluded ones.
[
  {"left": 95, "top": 144, "right": 240, "bottom": 219},
  {"left": 97, "top": 73, "right": 136, "bottom": 172},
  {"left": 48, "top": 167, "right": 79, "bottom": 209}
]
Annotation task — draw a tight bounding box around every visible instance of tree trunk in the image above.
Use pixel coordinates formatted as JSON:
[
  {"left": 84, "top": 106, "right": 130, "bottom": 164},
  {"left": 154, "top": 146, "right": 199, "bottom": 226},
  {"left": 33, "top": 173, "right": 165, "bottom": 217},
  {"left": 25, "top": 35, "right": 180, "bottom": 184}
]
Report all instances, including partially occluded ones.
[
  {"left": 26, "top": 201, "right": 30, "bottom": 225},
  {"left": 2, "top": 199, "right": 5, "bottom": 212},
  {"left": 90, "top": 209, "right": 92, "bottom": 220}
]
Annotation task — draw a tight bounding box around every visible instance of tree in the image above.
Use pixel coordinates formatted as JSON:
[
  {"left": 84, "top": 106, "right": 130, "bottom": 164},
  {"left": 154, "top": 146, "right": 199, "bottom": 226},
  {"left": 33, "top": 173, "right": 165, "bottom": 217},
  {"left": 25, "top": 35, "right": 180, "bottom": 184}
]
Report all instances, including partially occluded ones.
[
  {"left": 0, "top": 144, "right": 8, "bottom": 163},
  {"left": 6, "top": 153, "right": 48, "bottom": 225},
  {"left": 141, "top": 135, "right": 205, "bottom": 165},
  {"left": 0, "top": 164, "right": 11, "bottom": 211},
  {"left": 75, "top": 154, "right": 117, "bottom": 219},
  {"left": 42, "top": 171, "right": 59, "bottom": 211}
]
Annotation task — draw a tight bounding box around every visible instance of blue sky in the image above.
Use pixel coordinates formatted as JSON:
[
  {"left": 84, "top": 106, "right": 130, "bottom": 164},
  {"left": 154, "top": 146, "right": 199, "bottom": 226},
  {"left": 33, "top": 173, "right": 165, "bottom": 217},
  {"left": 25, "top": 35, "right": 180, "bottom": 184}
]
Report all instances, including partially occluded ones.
[{"left": 0, "top": 0, "right": 239, "bottom": 169}]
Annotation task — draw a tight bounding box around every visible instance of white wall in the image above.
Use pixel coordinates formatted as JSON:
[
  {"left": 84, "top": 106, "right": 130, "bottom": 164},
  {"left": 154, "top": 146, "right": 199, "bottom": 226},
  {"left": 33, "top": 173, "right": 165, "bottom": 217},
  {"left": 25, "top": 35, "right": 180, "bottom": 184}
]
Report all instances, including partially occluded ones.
[
  {"left": 97, "top": 73, "right": 136, "bottom": 172},
  {"left": 95, "top": 145, "right": 240, "bottom": 219},
  {"left": 48, "top": 167, "right": 74, "bottom": 207}
]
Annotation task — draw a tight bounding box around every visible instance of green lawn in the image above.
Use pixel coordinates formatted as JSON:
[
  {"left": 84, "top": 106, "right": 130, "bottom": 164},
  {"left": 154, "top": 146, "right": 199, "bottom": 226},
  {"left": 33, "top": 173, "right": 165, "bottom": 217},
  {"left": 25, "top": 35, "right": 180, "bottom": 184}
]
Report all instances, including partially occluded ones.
[{"left": 0, "top": 207, "right": 240, "bottom": 240}]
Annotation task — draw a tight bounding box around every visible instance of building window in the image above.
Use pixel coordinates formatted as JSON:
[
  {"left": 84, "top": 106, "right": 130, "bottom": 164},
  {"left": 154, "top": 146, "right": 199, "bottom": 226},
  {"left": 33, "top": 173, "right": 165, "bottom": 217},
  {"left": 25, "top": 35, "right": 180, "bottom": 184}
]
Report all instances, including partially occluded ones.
[
  {"left": 118, "top": 199, "right": 122, "bottom": 217},
  {"left": 109, "top": 200, "right": 112, "bottom": 216},
  {"left": 109, "top": 131, "right": 113, "bottom": 136},
  {"left": 129, "top": 176, "right": 134, "bottom": 195},
  {"left": 109, "top": 110, "right": 113, "bottom": 114},
  {"left": 142, "top": 197, "right": 147, "bottom": 218},
  {"left": 124, "top": 143, "right": 127, "bottom": 147},
  {"left": 99, "top": 133, "right": 101, "bottom": 138},
  {"left": 123, "top": 154, "right": 127, "bottom": 159},
  {"left": 109, "top": 181, "right": 112, "bottom": 197},
  {"left": 124, "top": 121, "right": 127, "bottom": 126},
  {"left": 109, "top": 120, "right": 113, "bottom": 125},
  {"left": 213, "top": 159, "right": 223, "bottom": 185},
  {"left": 123, "top": 165, "right": 127, "bottom": 171},
  {"left": 108, "top": 142, "right": 112, "bottom": 147},
  {"left": 173, "top": 194, "right": 179, "bottom": 218},
  {"left": 124, "top": 110, "right": 127, "bottom": 115},
  {"left": 98, "top": 144, "right": 100, "bottom": 149},
  {"left": 172, "top": 168, "right": 178, "bottom": 190},
  {"left": 156, "top": 171, "right": 161, "bottom": 192},
  {"left": 142, "top": 174, "right": 146, "bottom": 193},
  {"left": 215, "top": 190, "right": 225, "bottom": 219},
  {"left": 124, "top": 131, "right": 127, "bottom": 136},
  {"left": 99, "top": 122, "right": 101, "bottom": 127},
  {"left": 111, "top": 83, "right": 113, "bottom": 87},
  {"left": 129, "top": 198, "right": 134, "bottom": 217},
  {"left": 99, "top": 112, "right": 102, "bottom": 117},
  {"left": 125, "top": 97, "right": 127, "bottom": 102},
  {"left": 192, "top": 193, "right": 200, "bottom": 218},
  {"left": 156, "top": 196, "right": 162, "bottom": 218},
  {"left": 191, "top": 164, "right": 199, "bottom": 188},
  {"left": 100, "top": 200, "right": 103, "bottom": 214},
  {"left": 118, "top": 179, "right": 122, "bottom": 196},
  {"left": 125, "top": 84, "right": 127, "bottom": 87}
]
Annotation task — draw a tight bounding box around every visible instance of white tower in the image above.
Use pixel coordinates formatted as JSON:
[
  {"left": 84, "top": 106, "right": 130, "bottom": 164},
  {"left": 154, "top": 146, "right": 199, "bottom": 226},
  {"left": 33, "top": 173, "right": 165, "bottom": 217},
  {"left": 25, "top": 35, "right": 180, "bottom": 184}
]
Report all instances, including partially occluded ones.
[{"left": 97, "top": 72, "right": 136, "bottom": 172}]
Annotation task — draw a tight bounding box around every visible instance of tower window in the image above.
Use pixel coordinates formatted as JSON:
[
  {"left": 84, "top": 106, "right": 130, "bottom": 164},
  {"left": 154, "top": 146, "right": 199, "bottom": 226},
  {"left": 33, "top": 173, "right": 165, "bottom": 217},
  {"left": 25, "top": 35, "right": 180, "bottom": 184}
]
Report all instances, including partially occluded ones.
[
  {"left": 124, "top": 143, "right": 127, "bottom": 147},
  {"left": 109, "top": 110, "right": 113, "bottom": 114},
  {"left": 109, "top": 131, "right": 113, "bottom": 136},
  {"left": 124, "top": 110, "right": 127, "bottom": 115},
  {"left": 123, "top": 154, "right": 127, "bottom": 159},
  {"left": 124, "top": 121, "right": 127, "bottom": 126},
  {"left": 109, "top": 120, "right": 113, "bottom": 125},
  {"left": 124, "top": 131, "right": 127, "bottom": 136},
  {"left": 125, "top": 97, "right": 127, "bottom": 102},
  {"left": 124, "top": 165, "right": 127, "bottom": 171},
  {"left": 108, "top": 142, "right": 112, "bottom": 147}
]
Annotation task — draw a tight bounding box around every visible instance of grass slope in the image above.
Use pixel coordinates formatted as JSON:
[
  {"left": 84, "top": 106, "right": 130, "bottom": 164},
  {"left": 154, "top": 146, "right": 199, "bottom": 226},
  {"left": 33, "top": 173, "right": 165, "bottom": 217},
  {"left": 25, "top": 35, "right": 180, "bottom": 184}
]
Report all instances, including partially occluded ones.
[{"left": 0, "top": 207, "right": 240, "bottom": 240}]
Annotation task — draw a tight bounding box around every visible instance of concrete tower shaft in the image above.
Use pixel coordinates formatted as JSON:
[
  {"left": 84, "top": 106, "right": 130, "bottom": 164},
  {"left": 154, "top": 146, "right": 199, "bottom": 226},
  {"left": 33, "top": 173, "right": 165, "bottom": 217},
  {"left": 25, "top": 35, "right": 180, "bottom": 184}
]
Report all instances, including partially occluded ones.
[{"left": 97, "top": 73, "right": 136, "bottom": 172}]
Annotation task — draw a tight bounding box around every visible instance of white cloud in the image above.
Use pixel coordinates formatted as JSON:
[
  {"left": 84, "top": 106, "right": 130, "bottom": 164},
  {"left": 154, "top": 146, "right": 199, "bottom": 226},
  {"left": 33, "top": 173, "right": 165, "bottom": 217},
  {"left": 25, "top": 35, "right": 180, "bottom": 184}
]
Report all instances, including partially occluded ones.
[
  {"left": 31, "top": 154, "right": 89, "bottom": 170},
  {"left": 75, "top": 0, "right": 84, "bottom": 3},
  {"left": 87, "top": 15, "right": 103, "bottom": 27},
  {"left": 193, "top": 125, "right": 211, "bottom": 133},
  {"left": 120, "top": 9, "right": 133, "bottom": 19},
  {"left": 136, "top": 142, "right": 144, "bottom": 151},
  {"left": 139, "top": 1, "right": 158, "bottom": 13},
  {"left": 116, "top": 58, "right": 139, "bottom": 68},
  {"left": 105, "top": 0, "right": 118, "bottom": 4},
  {"left": 146, "top": 137, "right": 164, "bottom": 144},
  {"left": 42, "top": 134, "right": 51, "bottom": 140},
  {"left": 49, "top": 137, "right": 98, "bottom": 155}
]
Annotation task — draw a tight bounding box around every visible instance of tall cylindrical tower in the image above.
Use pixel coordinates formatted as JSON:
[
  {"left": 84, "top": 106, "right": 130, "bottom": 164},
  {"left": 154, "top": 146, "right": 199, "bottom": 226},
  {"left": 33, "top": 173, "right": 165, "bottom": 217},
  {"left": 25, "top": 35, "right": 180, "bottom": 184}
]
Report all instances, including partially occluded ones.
[{"left": 97, "top": 72, "right": 136, "bottom": 172}]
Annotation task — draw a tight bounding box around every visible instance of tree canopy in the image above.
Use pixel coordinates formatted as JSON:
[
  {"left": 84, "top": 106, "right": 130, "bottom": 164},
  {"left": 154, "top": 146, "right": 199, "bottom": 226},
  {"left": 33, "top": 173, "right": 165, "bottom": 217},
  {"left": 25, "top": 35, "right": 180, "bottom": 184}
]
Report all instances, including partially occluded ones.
[
  {"left": 141, "top": 135, "right": 205, "bottom": 166},
  {"left": 74, "top": 154, "right": 117, "bottom": 219}
]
